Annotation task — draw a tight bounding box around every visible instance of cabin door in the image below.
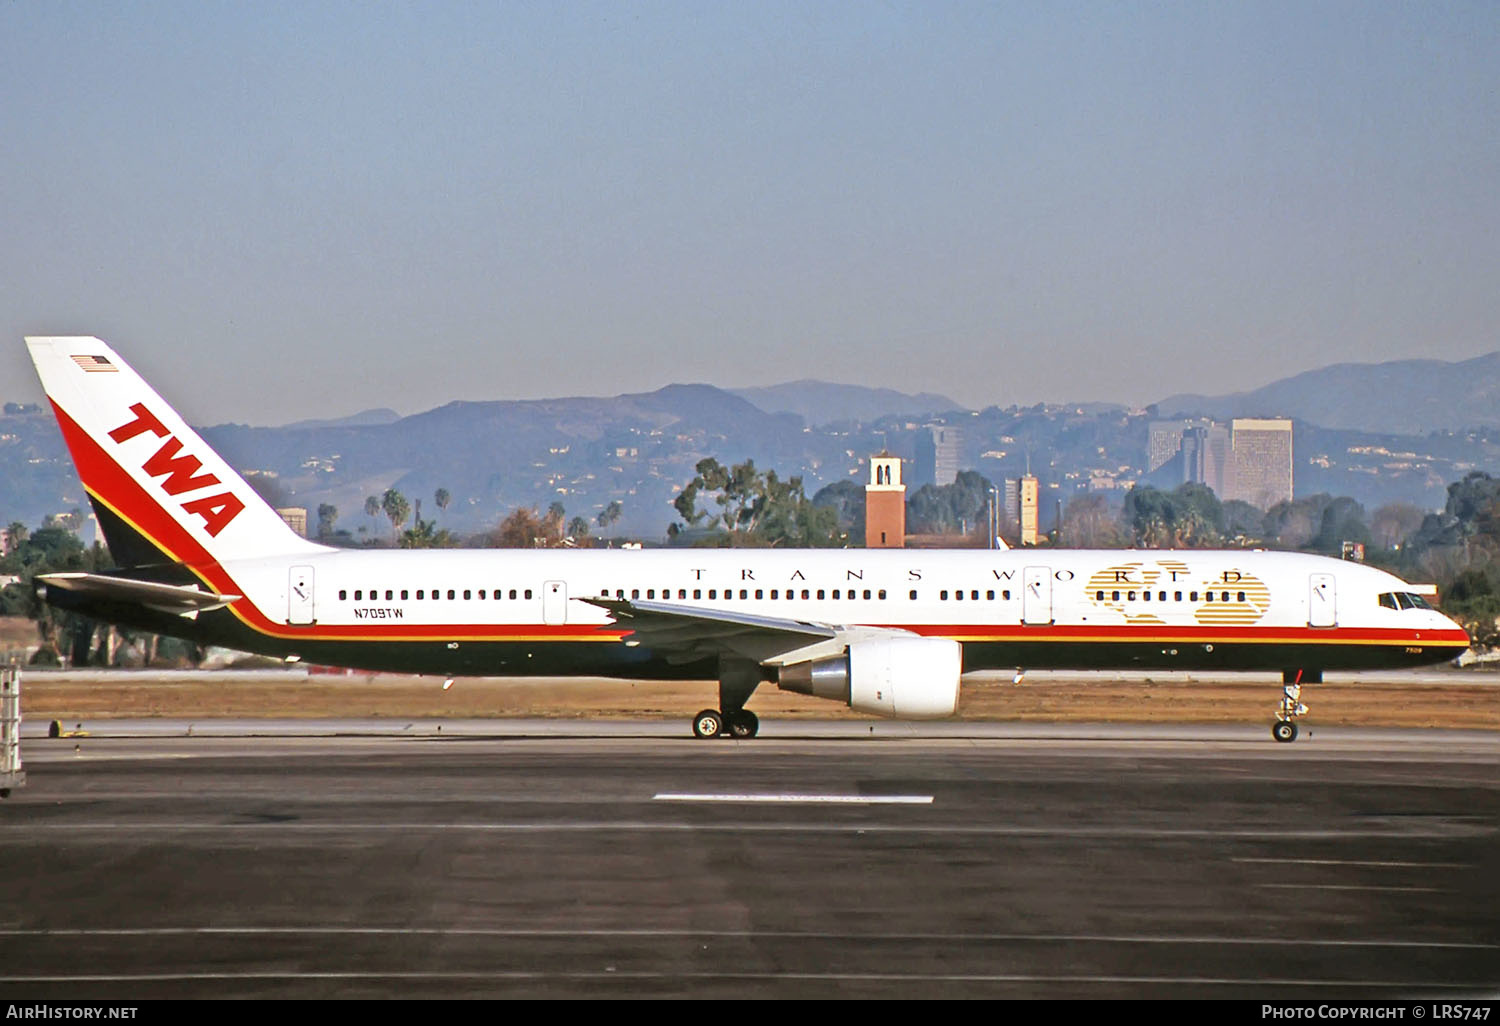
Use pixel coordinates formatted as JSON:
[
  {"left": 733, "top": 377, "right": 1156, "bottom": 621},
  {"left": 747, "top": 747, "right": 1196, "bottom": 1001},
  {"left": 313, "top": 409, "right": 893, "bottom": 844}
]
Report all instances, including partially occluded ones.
[
  {"left": 1308, "top": 573, "right": 1337, "bottom": 628},
  {"left": 288, "top": 566, "right": 315, "bottom": 625},
  {"left": 1022, "top": 566, "right": 1053, "bottom": 626},
  {"left": 543, "top": 580, "right": 568, "bottom": 625}
]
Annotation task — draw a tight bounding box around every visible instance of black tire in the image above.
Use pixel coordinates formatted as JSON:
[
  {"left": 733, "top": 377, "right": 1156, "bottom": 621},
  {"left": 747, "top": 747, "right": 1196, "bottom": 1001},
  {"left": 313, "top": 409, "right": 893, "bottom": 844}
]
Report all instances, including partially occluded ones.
[
  {"left": 1273, "top": 720, "right": 1298, "bottom": 743},
  {"left": 727, "top": 710, "right": 759, "bottom": 739},
  {"left": 692, "top": 709, "right": 724, "bottom": 739}
]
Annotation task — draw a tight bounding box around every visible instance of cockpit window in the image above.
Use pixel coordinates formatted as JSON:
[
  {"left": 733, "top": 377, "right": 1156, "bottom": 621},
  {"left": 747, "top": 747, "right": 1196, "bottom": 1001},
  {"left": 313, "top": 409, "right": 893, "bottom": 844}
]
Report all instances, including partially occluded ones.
[{"left": 1378, "top": 591, "right": 1433, "bottom": 611}]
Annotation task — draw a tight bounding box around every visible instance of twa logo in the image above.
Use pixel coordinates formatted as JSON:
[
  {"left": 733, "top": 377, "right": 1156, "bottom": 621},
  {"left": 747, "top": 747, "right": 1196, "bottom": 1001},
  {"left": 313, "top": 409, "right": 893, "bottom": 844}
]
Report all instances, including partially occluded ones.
[{"left": 107, "top": 403, "right": 246, "bottom": 537}]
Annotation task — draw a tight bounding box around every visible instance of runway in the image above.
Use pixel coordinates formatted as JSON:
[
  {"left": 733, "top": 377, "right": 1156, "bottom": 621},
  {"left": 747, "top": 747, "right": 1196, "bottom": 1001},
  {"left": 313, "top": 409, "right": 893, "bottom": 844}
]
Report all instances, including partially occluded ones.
[{"left": 1, "top": 722, "right": 1497, "bottom": 998}]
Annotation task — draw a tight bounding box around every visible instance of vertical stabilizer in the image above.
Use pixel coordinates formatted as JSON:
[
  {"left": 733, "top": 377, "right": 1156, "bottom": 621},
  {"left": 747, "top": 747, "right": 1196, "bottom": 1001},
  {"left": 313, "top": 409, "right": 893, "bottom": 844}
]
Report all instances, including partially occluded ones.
[{"left": 25, "top": 336, "right": 325, "bottom": 567}]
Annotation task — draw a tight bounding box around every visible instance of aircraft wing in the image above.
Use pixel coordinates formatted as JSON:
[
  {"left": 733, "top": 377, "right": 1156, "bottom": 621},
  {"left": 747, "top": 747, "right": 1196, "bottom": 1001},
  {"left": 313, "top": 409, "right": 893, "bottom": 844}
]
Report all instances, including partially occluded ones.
[
  {"left": 37, "top": 572, "right": 241, "bottom": 619},
  {"left": 583, "top": 597, "right": 847, "bottom": 665}
]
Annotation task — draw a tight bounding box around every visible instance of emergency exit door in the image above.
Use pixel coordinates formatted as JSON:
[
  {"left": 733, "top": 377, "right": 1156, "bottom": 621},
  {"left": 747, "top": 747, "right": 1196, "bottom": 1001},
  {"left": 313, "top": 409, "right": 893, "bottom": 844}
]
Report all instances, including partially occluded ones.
[
  {"left": 1308, "top": 573, "right": 1337, "bottom": 628},
  {"left": 1022, "top": 567, "right": 1053, "bottom": 626},
  {"left": 543, "top": 580, "right": 568, "bottom": 625},
  {"left": 288, "top": 566, "right": 315, "bottom": 625}
]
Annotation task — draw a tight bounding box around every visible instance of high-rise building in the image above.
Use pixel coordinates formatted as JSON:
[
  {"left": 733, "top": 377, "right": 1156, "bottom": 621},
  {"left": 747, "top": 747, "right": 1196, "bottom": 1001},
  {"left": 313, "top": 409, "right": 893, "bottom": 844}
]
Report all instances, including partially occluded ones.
[
  {"left": 864, "top": 453, "right": 906, "bottom": 548},
  {"left": 1181, "top": 424, "right": 1232, "bottom": 495},
  {"left": 1227, "top": 419, "right": 1293, "bottom": 507},
  {"left": 915, "top": 425, "right": 963, "bottom": 488},
  {"left": 1148, "top": 420, "right": 1191, "bottom": 473}
]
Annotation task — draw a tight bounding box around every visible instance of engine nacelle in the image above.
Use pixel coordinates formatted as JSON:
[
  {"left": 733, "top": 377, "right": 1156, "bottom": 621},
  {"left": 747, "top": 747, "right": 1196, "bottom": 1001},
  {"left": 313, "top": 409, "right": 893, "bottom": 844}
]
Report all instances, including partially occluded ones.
[{"left": 777, "top": 635, "right": 961, "bottom": 719}]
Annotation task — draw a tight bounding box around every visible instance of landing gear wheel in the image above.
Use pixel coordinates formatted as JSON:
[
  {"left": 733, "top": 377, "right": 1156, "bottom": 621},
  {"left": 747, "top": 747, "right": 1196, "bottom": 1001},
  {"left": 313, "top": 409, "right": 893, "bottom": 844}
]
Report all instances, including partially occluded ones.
[
  {"left": 692, "top": 709, "right": 724, "bottom": 739},
  {"left": 1273, "top": 720, "right": 1298, "bottom": 743},
  {"left": 727, "top": 710, "right": 759, "bottom": 739}
]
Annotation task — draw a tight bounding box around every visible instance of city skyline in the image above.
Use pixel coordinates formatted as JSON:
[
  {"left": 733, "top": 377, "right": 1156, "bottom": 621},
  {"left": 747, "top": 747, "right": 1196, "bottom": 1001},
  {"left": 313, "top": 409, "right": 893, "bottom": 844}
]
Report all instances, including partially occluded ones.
[{"left": 3, "top": 3, "right": 1497, "bottom": 427}]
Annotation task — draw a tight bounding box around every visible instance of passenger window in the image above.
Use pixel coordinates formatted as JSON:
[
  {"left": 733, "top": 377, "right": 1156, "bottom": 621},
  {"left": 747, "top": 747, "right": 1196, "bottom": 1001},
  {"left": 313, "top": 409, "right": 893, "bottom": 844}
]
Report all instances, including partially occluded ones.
[
  {"left": 354, "top": 590, "right": 362, "bottom": 601},
  {"left": 802, "top": 590, "right": 810, "bottom": 599},
  {"left": 910, "top": 590, "right": 918, "bottom": 600},
  {"left": 1237, "top": 592, "right": 1246, "bottom": 603},
  {"left": 816, "top": 590, "right": 825, "bottom": 600},
  {"left": 524, "top": 589, "right": 532, "bottom": 600},
  {"left": 510, "top": 589, "right": 518, "bottom": 600},
  {"left": 833, "top": 589, "right": 841, "bottom": 600},
  {"left": 864, "top": 590, "right": 872, "bottom": 600},
  {"left": 693, "top": 589, "right": 701, "bottom": 599},
  {"left": 755, "top": 589, "right": 763, "bottom": 599},
  {"left": 941, "top": 590, "right": 949, "bottom": 601},
  {"left": 1205, "top": 592, "right": 1214, "bottom": 602},
  {"left": 1112, "top": 591, "right": 1120, "bottom": 601},
  {"left": 1190, "top": 591, "right": 1199, "bottom": 601},
  {"left": 770, "top": 589, "right": 779, "bottom": 599},
  {"left": 339, "top": 590, "right": 348, "bottom": 601},
  {"left": 708, "top": 589, "right": 716, "bottom": 599},
  {"left": 878, "top": 590, "right": 886, "bottom": 600},
  {"left": 955, "top": 590, "right": 963, "bottom": 601},
  {"left": 401, "top": 590, "right": 409, "bottom": 600},
  {"left": 463, "top": 590, "right": 471, "bottom": 600}
]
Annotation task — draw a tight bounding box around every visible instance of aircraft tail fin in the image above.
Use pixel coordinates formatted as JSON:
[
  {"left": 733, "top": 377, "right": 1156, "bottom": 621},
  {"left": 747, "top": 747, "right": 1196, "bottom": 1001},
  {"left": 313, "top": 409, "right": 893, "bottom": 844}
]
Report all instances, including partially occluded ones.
[{"left": 25, "top": 336, "right": 326, "bottom": 569}]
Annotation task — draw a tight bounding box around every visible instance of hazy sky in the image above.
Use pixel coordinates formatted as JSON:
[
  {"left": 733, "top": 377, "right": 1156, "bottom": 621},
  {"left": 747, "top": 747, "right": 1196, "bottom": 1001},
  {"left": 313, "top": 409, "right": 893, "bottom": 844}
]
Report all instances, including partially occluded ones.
[{"left": 2, "top": 1, "right": 1496, "bottom": 426}]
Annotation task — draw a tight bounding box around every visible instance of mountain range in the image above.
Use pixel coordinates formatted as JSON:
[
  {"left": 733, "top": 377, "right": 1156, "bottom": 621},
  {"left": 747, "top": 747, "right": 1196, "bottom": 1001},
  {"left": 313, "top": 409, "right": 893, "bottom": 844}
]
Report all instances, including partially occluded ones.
[
  {"left": 1155, "top": 352, "right": 1500, "bottom": 435},
  {"left": 4, "top": 353, "right": 1500, "bottom": 539}
]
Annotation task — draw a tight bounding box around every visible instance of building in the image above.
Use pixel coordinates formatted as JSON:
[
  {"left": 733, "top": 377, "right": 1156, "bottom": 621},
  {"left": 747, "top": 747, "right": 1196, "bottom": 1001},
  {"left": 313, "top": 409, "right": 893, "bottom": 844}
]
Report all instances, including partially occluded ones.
[
  {"left": 1181, "top": 424, "right": 1232, "bottom": 496},
  {"left": 914, "top": 425, "right": 963, "bottom": 488},
  {"left": 1005, "top": 475, "right": 1039, "bottom": 546},
  {"left": 276, "top": 507, "right": 309, "bottom": 538},
  {"left": 1227, "top": 418, "right": 1294, "bottom": 507},
  {"left": 864, "top": 452, "right": 906, "bottom": 548}
]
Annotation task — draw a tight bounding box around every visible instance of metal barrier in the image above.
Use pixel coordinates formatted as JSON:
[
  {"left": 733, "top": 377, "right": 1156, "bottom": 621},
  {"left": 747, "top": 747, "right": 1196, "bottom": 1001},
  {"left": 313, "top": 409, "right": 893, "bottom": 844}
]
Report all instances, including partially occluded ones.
[{"left": 1, "top": 667, "right": 23, "bottom": 796}]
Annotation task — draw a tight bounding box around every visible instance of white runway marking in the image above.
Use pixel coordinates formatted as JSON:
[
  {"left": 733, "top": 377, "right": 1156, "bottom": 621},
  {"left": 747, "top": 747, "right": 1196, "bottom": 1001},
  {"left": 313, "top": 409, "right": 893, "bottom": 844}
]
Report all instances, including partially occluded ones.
[{"left": 652, "top": 793, "right": 933, "bottom": 804}]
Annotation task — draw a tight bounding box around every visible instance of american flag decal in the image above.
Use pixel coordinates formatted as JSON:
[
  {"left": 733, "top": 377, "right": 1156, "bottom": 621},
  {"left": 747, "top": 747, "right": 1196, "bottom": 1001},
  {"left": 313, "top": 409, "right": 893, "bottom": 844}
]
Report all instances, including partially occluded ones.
[{"left": 70, "top": 354, "right": 118, "bottom": 373}]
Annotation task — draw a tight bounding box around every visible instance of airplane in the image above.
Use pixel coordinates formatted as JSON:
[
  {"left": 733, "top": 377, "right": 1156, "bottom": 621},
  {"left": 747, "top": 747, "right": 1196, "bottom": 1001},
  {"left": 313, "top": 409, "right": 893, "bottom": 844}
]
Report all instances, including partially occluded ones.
[{"left": 24, "top": 336, "right": 1470, "bottom": 743}]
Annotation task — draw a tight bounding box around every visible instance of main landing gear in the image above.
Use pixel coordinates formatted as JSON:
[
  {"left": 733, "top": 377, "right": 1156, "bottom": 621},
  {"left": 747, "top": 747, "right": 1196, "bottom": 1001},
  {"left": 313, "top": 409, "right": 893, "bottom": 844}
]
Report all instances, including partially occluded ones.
[
  {"left": 692, "top": 708, "right": 760, "bottom": 739},
  {"left": 691, "top": 659, "right": 764, "bottom": 739},
  {"left": 1273, "top": 669, "right": 1318, "bottom": 742}
]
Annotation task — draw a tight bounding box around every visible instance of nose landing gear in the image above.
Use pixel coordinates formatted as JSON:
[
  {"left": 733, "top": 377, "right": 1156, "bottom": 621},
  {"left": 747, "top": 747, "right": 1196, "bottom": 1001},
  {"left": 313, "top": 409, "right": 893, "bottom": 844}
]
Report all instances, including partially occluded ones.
[{"left": 1273, "top": 669, "right": 1317, "bottom": 742}]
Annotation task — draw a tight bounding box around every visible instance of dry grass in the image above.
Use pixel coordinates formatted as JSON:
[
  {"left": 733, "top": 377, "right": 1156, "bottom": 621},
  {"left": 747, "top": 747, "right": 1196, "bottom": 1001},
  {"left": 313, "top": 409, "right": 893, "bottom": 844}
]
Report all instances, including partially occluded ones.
[{"left": 15, "top": 671, "right": 1499, "bottom": 730}]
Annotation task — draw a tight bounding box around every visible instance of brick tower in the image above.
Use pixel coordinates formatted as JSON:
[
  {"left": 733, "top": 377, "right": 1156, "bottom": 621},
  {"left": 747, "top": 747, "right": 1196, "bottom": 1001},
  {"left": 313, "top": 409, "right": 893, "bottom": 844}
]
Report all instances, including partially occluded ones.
[{"left": 864, "top": 452, "right": 906, "bottom": 548}]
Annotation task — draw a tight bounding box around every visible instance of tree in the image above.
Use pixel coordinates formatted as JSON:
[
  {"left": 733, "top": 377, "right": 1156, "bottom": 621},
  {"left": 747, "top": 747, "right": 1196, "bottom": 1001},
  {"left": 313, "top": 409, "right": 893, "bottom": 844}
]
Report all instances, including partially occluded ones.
[
  {"left": 399, "top": 517, "right": 458, "bottom": 549},
  {"left": 316, "top": 504, "right": 338, "bottom": 541},
  {"left": 1370, "top": 503, "right": 1425, "bottom": 550},
  {"left": 811, "top": 479, "right": 865, "bottom": 539},
  {"left": 596, "top": 500, "right": 622, "bottom": 532},
  {"left": 364, "top": 495, "right": 380, "bottom": 525},
  {"left": 488, "top": 507, "right": 551, "bottom": 548},
  {"left": 567, "top": 516, "right": 592, "bottom": 543},
  {"left": 1122, "top": 483, "right": 1224, "bottom": 547},
  {"left": 434, "top": 488, "right": 451, "bottom": 517},
  {"left": 670, "top": 458, "right": 844, "bottom": 547},
  {"left": 381, "top": 489, "right": 410, "bottom": 543},
  {"left": 1061, "top": 493, "right": 1123, "bottom": 548}
]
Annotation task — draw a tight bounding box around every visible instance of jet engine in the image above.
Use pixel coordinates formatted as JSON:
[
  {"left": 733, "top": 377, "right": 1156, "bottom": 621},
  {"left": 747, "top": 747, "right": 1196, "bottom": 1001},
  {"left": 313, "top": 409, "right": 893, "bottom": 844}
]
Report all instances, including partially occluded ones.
[{"left": 777, "top": 635, "right": 961, "bottom": 719}]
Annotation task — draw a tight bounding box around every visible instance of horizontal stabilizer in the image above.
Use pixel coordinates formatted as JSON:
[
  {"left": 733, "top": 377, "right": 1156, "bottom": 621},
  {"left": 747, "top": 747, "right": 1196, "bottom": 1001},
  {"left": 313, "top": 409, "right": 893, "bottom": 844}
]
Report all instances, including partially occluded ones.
[{"left": 37, "top": 572, "right": 241, "bottom": 619}]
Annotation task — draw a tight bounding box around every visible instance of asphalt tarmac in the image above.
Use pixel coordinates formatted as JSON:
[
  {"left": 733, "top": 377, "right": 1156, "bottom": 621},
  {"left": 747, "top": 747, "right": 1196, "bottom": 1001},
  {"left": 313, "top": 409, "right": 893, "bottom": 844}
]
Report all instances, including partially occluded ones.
[{"left": 1, "top": 721, "right": 1497, "bottom": 999}]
